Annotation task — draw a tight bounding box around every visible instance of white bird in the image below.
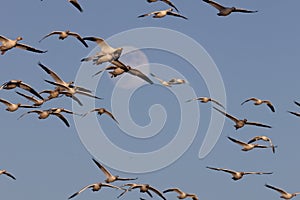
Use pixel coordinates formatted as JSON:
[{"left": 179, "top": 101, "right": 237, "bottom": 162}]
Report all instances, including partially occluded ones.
[
  {"left": 83, "top": 108, "right": 119, "bottom": 124},
  {"left": 228, "top": 136, "right": 276, "bottom": 152},
  {"left": 138, "top": 8, "right": 187, "bottom": 20},
  {"left": 206, "top": 166, "right": 272, "bottom": 181},
  {"left": 163, "top": 188, "right": 198, "bottom": 200},
  {"left": 92, "top": 158, "right": 137, "bottom": 183},
  {"left": 247, "top": 136, "right": 276, "bottom": 153},
  {"left": 118, "top": 183, "right": 166, "bottom": 200},
  {"left": 39, "top": 30, "right": 88, "bottom": 47},
  {"left": 0, "top": 98, "right": 36, "bottom": 112},
  {"left": 68, "top": 182, "right": 123, "bottom": 199},
  {"left": 81, "top": 37, "right": 123, "bottom": 65},
  {"left": 202, "top": 0, "right": 258, "bottom": 16},
  {"left": 0, "top": 35, "right": 47, "bottom": 55},
  {"left": 213, "top": 107, "right": 272, "bottom": 130},
  {"left": 241, "top": 97, "right": 275, "bottom": 112},
  {"left": 150, "top": 73, "right": 172, "bottom": 87},
  {"left": 265, "top": 184, "right": 300, "bottom": 199},
  {"left": 186, "top": 97, "right": 224, "bottom": 109}
]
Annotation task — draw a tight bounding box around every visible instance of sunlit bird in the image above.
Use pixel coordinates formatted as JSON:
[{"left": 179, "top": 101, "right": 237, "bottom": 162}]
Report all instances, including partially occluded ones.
[
  {"left": 186, "top": 97, "right": 224, "bottom": 109},
  {"left": 265, "top": 184, "right": 300, "bottom": 199},
  {"left": 68, "top": 182, "right": 123, "bottom": 199},
  {"left": 241, "top": 97, "right": 275, "bottom": 112},
  {"left": 202, "top": 0, "right": 258, "bottom": 16},
  {"left": 92, "top": 158, "right": 137, "bottom": 183},
  {"left": 163, "top": 188, "right": 198, "bottom": 200},
  {"left": 39, "top": 30, "right": 88, "bottom": 47},
  {"left": 206, "top": 166, "right": 272, "bottom": 181},
  {"left": 0, "top": 98, "right": 36, "bottom": 112},
  {"left": 213, "top": 107, "right": 272, "bottom": 130},
  {"left": 81, "top": 36, "right": 123, "bottom": 65},
  {"left": 150, "top": 73, "right": 172, "bottom": 87},
  {"left": 247, "top": 135, "right": 276, "bottom": 153},
  {"left": 18, "top": 109, "right": 70, "bottom": 127},
  {"left": 83, "top": 108, "right": 119, "bottom": 124},
  {"left": 118, "top": 183, "right": 166, "bottom": 200},
  {"left": 0, "top": 80, "right": 44, "bottom": 100},
  {"left": 138, "top": 8, "right": 187, "bottom": 20},
  {"left": 227, "top": 136, "right": 276, "bottom": 152},
  {"left": 16, "top": 91, "right": 45, "bottom": 106},
  {"left": 0, "top": 35, "right": 47, "bottom": 55}
]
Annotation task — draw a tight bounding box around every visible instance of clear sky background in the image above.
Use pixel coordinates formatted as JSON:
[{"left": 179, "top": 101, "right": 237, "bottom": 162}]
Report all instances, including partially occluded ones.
[{"left": 0, "top": 0, "right": 300, "bottom": 200}]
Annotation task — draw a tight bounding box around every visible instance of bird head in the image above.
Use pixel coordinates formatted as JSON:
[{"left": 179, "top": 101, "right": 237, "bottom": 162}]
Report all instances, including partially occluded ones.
[{"left": 16, "top": 37, "right": 23, "bottom": 41}]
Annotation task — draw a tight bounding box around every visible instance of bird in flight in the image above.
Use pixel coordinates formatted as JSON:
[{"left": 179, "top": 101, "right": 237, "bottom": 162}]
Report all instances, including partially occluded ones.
[
  {"left": 241, "top": 97, "right": 275, "bottom": 112},
  {"left": 202, "top": 0, "right": 258, "bottom": 16},
  {"left": 247, "top": 135, "right": 276, "bottom": 153},
  {"left": 213, "top": 107, "right": 272, "bottom": 130},
  {"left": 0, "top": 35, "right": 46, "bottom": 55},
  {"left": 118, "top": 183, "right": 166, "bottom": 200},
  {"left": 39, "top": 30, "right": 88, "bottom": 47},
  {"left": 163, "top": 188, "right": 198, "bottom": 200},
  {"left": 138, "top": 8, "right": 187, "bottom": 20},
  {"left": 68, "top": 182, "right": 124, "bottom": 199},
  {"left": 0, "top": 169, "right": 16, "bottom": 180},
  {"left": 0, "top": 98, "right": 37, "bottom": 112},
  {"left": 265, "top": 184, "right": 300, "bottom": 199},
  {"left": 83, "top": 108, "right": 119, "bottom": 124},
  {"left": 92, "top": 158, "right": 137, "bottom": 183},
  {"left": 206, "top": 166, "right": 272, "bottom": 181},
  {"left": 81, "top": 36, "right": 123, "bottom": 65},
  {"left": 186, "top": 97, "right": 224, "bottom": 109},
  {"left": 227, "top": 136, "right": 276, "bottom": 153}
]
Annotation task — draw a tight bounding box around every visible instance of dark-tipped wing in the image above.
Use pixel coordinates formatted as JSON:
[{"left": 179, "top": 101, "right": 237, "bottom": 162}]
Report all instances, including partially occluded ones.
[
  {"left": 167, "top": 11, "right": 188, "bottom": 20},
  {"left": 69, "top": 0, "right": 83, "bottom": 12},
  {"left": 68, "top": 184, "right": 94, "bottom": 199},
  {"left": 265, "top": 184, "right": 288, "bottom": 195},
  {"left": 241, "top": 97, "right": 258, "bottom": 105},
  {"left": 206, "top": 166, "right": 236, "bottom": 174},
  {"left": 69, "top": 32, "right": 88, "bottom": 47},
  {"left": 18, "top": 82, "right": 44, "bottom": 100},
  {"left": 213, "top": 107, "right": 239, "bottom": 123},
  {"left": 38, "top": 62, "right": 64, "bottom": 84},
  {"left": 162, "top": 0, "right": 179, "bottom": 12},
  {"left": 3, "top": 172, "right": 16, "bottom": 180},
  {"left": 52, "top": 113, "right": 70, "bottom": 127},
  {"left": 233, "top": 8, "right": 258, "bottom": 13},
  {"left": 245, "top": 121, "right": 272, "bottom": 128},
  {"left": 288, "top": 111, "right": 300, "bottom": 117},
  {"left": 127, "top": 69, "right": 154, "bottom": 84},
  {"left": 39, "top": 31, "right": 62, "bottom": 43},
  {"left": 138, "top": 11, "right": 157, "bottom": 18},
  {"left": 294, "top": 100, "right": 300, "bottom": 107},
  {"left": 210, "top": 99, "right": 225, "bottom": 109},
  {"left": 92, "top": 158, "right": 113, "bottom": 178},
  {"left": 227, "top": 136, "right": 247, "bottom": 146},
  {"left": 101, "top": 109, "right": 119, "bottom": 124},
  {"left": 202, "top": 0, "right": 225, "bottom": 11},
  {"left": 16, "top": 43, "right": 47, "bottom": 53},
  {"left": 163, "top": 188, "right": 182, "bottom": 194},
  {"left": 148, "top": 186, "right": 166, "bottom": 200}
]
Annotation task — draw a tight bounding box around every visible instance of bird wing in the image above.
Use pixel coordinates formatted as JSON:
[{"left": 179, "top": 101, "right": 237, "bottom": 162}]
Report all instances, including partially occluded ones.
[
  {"left": 202, "top": 0, "right": 225, "bottom": 11},
  {"left": 68, "top": 32, "right": 88, "bottom": 47},
  {"left": 17, "top": 110, "right": 42, "bottom": 120},
  {"left": 38, "top": 62, "right": 65, "bottom": 84},
  {"left": 76, "top": 90, "right": 103, "bottom": 100},
  {"left": 233, "top": 8, "right": 258, "bottom": 13},
  {"left": 227, "top": 136, "right": 248, "bottom": 146},
  {"left": 0, "top": 35, "right": 9, "bottom": 43},
  {"left": 247, "top": 136, "right": 261, "bottom": 144},
  {"left": 92, "top": 158, "right": 113, "bottom": 178},
  {"left": 241, "top": 97, "right": 258, "bottom": 105},
  {"left": 245, "top": 121, "right": 272, "bottom": 128},
  {"left": 68, "top": 184, "right": 94, "bottom": 199},
  {"left": 167, "top": 11, "right": 188, "bottom": 20},
  {"left": 138, "top": 11, "right": 158, "bottom": 18},
  {"left": 244, "top": 172, "right": 273, "bottom": 175},
  {"left": 162, "top": 0, "right": 179, "bottom": 12},
  {"left": 265, "top": 184, "right": 288, "bottom": 195},
  {"left": 294, "top": 100, "right": 300, "bottom": 107},
  {"left": 163, "top": 188, "right": 182, "bottom": 194},
  {"left": 102, "top": 183, "right": 124, "bottom": 190},
  {"left": 39, "top": 31, "right": 62, "bottom": 42},
  {"left": 206, "top": 166, "right": 236, "bottom": 175},
  {"left": 83, "top": 37, "right": 114, "bottom": 52},
  {"left": 265, "top": 101, "right": 275, "bottom": 112},
  {"left": 18, "top": 82, "right": 44, "bottom": 100},
  {"left": 288, "top": 111, "right": 300, "bottom": 117},
  {"left": 16, "top": 43, "right": 47, "bottom": 53},
  {"left": 210, "top": 99, "right": 225, "bottom": 109},
  {"left": 16, "top": 91, "right": 38, "bottom": 103},
  {"left": 51, "top": 113, "right": 70, "bottom": 127},
  {"left": 148, "top": 186, "right": 166, "bottom": 200},
  {"left": 128, "top": 69, "right": 154, "bottom": 84},
  {"left": 3, "top": 172, "right": 16, "bottom": 180},
  {"left": 0, "top": 98, "right": 12, "bottom": 106},
  {"left": 69, "top": 0, "right": 83, "bottom": 12},
  {"left": 102, "top": 109, "right": 119, "bottom": 124},
  {"left": 213, "top": 107, "right": 239, "bottom": 123}
]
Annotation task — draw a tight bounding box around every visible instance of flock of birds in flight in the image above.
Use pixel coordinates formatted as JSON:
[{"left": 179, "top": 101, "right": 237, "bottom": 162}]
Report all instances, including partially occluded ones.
[{"left": 0, "top": 0, "right": 299, "bottom": 200}]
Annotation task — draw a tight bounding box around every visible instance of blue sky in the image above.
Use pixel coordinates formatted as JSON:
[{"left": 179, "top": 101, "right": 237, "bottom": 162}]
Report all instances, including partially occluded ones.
[{"left": 0, "top": 0, "right": 300, "bottom": 200}]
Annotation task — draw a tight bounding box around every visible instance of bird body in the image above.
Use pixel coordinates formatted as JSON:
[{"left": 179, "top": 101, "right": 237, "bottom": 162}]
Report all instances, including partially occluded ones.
[
  {"left": 265, "top": 184, "right": 300, "bottom": 199},
  {"left": 138, "top": 8, "right": 187, "bottom": 19}
]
